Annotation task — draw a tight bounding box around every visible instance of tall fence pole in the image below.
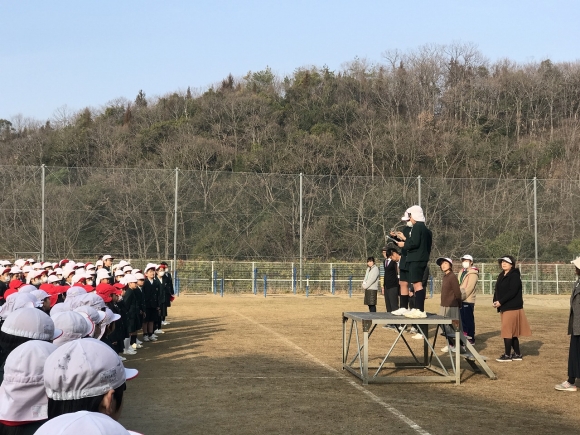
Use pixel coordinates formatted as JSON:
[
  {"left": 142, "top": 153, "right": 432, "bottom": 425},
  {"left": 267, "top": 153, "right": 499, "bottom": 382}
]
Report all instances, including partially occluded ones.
[
  {"left": 299, "top": 172, "right": 303, "bottom": 289},
  {"left": 534, "top": 177, "right": 539, "bottom": 294},
  {"left": 173, "top": 168, "right": 179, "bottom": 279},
  {"left": 41, "top": 164, "right": 45, "bottom": 262},
  {"left": 417, "top": 175, "right": 421, "bottom": 207}
]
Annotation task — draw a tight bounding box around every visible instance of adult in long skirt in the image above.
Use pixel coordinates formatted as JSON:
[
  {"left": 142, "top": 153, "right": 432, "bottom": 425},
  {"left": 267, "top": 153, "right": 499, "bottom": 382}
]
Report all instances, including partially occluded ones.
[
  {"left": 493, "top": 255, "right": 532, "bottom": 362},
  {"left": 555, "top": 257, "right": 580, "bottom": 391},
  {"left": 362, "top": 257, "right": 380, "bottom": 312}
]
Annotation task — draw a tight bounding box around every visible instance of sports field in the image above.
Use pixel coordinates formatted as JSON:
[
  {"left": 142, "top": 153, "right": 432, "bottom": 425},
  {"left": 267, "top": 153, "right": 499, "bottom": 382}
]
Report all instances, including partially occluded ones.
[{"left": 119, "top": 294, "right": 578, "bottom": 435}]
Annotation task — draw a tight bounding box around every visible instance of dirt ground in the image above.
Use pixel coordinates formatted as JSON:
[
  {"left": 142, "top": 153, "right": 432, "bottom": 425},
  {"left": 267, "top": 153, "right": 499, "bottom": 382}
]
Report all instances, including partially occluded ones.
[{"left": 118, "top": 293, "right": 580, "bottom": 435}]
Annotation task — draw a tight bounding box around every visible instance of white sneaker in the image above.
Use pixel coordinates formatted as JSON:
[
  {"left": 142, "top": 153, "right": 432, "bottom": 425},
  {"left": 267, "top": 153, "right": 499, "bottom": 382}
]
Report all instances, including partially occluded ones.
[
  {"left": 131, "top": 343, "right": 143, "bottom": 350},
  {"left": 123, "top": 348, "right": 137, "bottom": 355},
  {"left": 151, "top": 334, "right": 158, "bottom": 339},
  {"left": 154, "top": 329, "right": 165, "bottom": 334},
  {"left": 143, "top": 335, "right": 150, "bottom": 342},
  {"left": 136, "top": 339, "right": 143, "bottom": 345},
  {"left": 391, "top": 308, "right": 409, "bottom": 316},
  {"left": 149, "top": 335, "right": 158, "bottom": 341},
  {"left": 162, "top": 321, "right": 170, "bottom": 326},
  {"left": 409, "top": 327, "right": 418, "bottom": 334},
  {"left": 119, "top": 355, "right": 127, "bottom": 361},
  {"left": 411, "top": 333, "right": 423, "bottom": 340},
  {"left": 441, "top": 345, "right": 449, "bottom": 353}
]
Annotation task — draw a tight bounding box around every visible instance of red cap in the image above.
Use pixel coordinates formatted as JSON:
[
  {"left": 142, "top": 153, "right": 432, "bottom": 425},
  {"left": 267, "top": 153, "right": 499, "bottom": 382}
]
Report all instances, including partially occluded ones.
[
  {"left": 9, "top": 279, "right": 24, "bottom": 290},
  {"left": 83, "top": 284, "right": 95, "bottom": 293},
  {"left": 95, "top": 283, "right": 116, "bottom": 302},
  {"left": 4, "top": 288, "right": 18, "bottom": 299}
]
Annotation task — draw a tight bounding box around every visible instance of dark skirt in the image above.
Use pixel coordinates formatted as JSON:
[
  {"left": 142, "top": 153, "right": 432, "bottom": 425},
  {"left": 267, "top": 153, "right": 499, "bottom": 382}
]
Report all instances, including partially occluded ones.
[
  {"left": 568, "top": 335, "right": 580, "bottom": 379},
  {"left": 364, "top": 289, "right": 377, "bottom": 306}
]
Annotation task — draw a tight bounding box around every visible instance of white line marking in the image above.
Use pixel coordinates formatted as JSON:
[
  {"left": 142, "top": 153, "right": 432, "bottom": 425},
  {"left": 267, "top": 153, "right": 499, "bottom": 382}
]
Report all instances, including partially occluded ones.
[{"left": 233, "top": 311, "right": 431, "bottom": 435}]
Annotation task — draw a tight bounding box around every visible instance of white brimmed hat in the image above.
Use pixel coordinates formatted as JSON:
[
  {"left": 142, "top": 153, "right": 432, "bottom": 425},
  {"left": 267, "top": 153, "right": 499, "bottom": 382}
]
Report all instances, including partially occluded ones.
[
  {"left": 44, "top": 338, "right": 138, "bottom": 401},
  {"left": 0, "top": 340, "right": 58, "bottom": 423},
  {"left": 133, "top": 272, "right": 145, "bottom": 280},
  {"left": 571, "top": 257, "right": 580, "bottom": 269},
  {"left": 124, "top": 274, "right": 138, "bottom": 283},
  {"left": 1, "top": 308, "right": 62, "bottom": 340},
  {"left": 96, "top": 269, "right": 112, "bottom": 281},
  {"left": 77, "top": 293, "right": 106, "bottom": 311},
  {"left": 435, "top": 257, "right": 453, "bottom": 266},
  {"left": 47, "top": 274, "right": 61, "bottom": 284},
  {"left": 461, "top": 254, "right": 474, "bottom": 262},
  {"left": 66, "top": 286, "right": 87, "bottom": 300},
  {"left": 18, "top": 284, "right": 39, "bottom": 294},
  {"left": 52, "top": 311, "right": 95, "bottom": 346},
  {"left": 30, "top": 289, "right": 50, "bottom": 303},
  {"left": 34, "top": 411, "right": 141, "bottom": 435},
  {"left": 406, "top": 205, "right": 425, "bottom": 222},
  {"left": 497, "top": 256, "right": 513, "bottom": 264},
  {"left": 144, "top": 263, "right": 157, "bottom": 272},
  {"left": 0, "top": 293, "right": 39, "bottom": 318},
  {"left": 102, "top": 255, "right": 114, "bottom": 261},
  {"left": 74, "top": 305, "right": 106, "bottom": 326}
]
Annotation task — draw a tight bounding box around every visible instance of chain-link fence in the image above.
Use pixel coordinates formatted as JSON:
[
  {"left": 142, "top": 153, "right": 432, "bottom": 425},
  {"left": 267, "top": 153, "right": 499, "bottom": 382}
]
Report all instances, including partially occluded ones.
[
  {"left": 174, "top": 261, "right": 577, "bottom": 296},
  {"left": 1, "top": 166, "right": 580, "bottom": 279}
]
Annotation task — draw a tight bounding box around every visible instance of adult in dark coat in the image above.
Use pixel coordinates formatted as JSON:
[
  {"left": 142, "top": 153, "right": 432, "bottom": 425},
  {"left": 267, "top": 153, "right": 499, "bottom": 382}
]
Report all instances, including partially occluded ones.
[
  {"left": 493, "top": 255, "right": 531, "bottom": 362},
  {"left": 555, "top": 257, "right": 580, "bottom": 391}
]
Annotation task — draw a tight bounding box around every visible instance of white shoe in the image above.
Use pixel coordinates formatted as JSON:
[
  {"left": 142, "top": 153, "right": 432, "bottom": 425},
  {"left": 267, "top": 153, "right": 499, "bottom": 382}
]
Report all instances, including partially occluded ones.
[
  {"left": 162, "top": 321, "right": 170, "bottom": 326},
  {"left": 409, "top": 327, "right": 418, "bottom": 334},
  {"left": 151, "top": 333, "right": 158, "bottom": 339},
  {"left": 154, "top": 329, "right": 165, "bottom": 334},
  {"left": 119, "top": 355, "right": 127, "bottom": 361},
  {"left": 143, "top": 336, "right": 150, "bottom": 342},
  {"left": 123, "top": 348, "right": 137, "bottom": 355},
  {"left": 411, "top": 333, "right": 423, "bottom": 340},
  {"left": 391, "top": 308, "right": 408, "bottom": 316},
  {"left": 441, "top": 345, "right": 449, "bottom": 353},
  {"left": 149, "top": 335, "right": 158, "bottom": 341},
  {"left": 131, "top": 343, "right": 143, "bottom": 350},
  {"left": 136, "top": 339, "right": 143, "bottom": 345}
]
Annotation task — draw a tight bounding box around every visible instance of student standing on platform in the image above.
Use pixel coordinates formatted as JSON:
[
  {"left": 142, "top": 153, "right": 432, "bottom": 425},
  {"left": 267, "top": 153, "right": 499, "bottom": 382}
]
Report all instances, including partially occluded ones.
[
  {"left": 395, "top": 205, "right": 432, "bottom": 312},
  {"left": 362, "top": 257, "right": 380, "bottom": 312},
  {"left": 459, "top": 255, "right": 479, "bottom": 345},
  {"left": 555, "top": 257, "right": 580, "bottom": 391},
  {"left": 493, "top": 255, "right": 532, "bottom": 362},
  {"left": 382, "top": 248, "right": 400, "bottom": 313}
]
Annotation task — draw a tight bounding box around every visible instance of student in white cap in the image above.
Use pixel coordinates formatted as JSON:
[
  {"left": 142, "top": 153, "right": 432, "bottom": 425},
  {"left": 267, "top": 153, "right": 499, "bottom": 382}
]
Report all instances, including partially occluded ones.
[
  {"left": 0, "top": 267, "right": 12, "bottom": 305},
  {"left": 44, "top": 338, "right": 138, "bottom": 420},
  {"left": 101, "top": 255, "right": 114, "bottom": 272},
  {"left": 35, "top": 410, "right": 141, "bottom": 435},
  {"left": 0, "top": 308, "right": 62, "bottom": 383},
  {"left": 459, "top": 255, "right": 479, "bottom": 345},
  {"left": 74, "top": 306, "right": 106, "bottom": 340},
  {"left": 0, "top": 340, "right": 58, "bottom": 433},
  {"left": 122, "top": 275, "right": 142, "bottom": 350},
  {"left": 394, "top": 205, "right": 432, "bottom": 312}
]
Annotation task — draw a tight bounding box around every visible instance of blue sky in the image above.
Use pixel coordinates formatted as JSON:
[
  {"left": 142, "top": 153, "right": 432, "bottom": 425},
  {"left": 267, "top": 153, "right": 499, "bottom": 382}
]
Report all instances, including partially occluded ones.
[{"left": 1, "top": 0, "right": 578, "bottom": 122}]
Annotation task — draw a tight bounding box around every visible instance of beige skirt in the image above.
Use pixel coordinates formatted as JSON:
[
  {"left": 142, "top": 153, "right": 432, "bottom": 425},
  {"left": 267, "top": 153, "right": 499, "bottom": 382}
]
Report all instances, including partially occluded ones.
[{"left": 501, "top": 309, "right": 532, "bottom": 339}]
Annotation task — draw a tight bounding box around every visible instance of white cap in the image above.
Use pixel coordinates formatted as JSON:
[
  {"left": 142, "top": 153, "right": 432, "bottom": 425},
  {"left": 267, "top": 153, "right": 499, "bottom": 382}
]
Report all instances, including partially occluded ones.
[
  {"left": 0, "top": 293, "right": 38, "bottom": 319},
  {"left": 77, "top": 293, "right": 106, "bottom": 311},
  {"left": 498, "top": 256, "right": 513, "bottom": 264},
  {"left": 14, "top": 259, "right": 26, "bottom": 268},
  {"left": 10, "top": 266, "right": 22, "bottom": 274},
  {"left": 435, "top": 257, "right": 453, "bottom": 266},
  {"left": 49, "top": 303, "right": 70, "bottom": 318},
  {"left": 122, "top": 266, "right": 133, "bottom": 273},
  {"left": 102, "top": 255, "right": 114, "bottom": 261},
  {"left": 144, "top": 263, "right": 157, "bottom": 272},
  {"left": 400, "top": 212, "right": 409, "bottom": 221},
  {"left": 114, "top": 269, "right": 125, "bottom": 277},
  {"left": 47, "top": 274, "right": 61, "bottom": 284},
  {"left": 134, "top": 272, "right": 145, "bottom": 280},
  {"left": 571, "top": 257, "right": 580, "bottom": 269},
  {"left": 32, "top": 262, "right": 44, "bottom": 270},
  {"left": 118, "top": 260, "right": 129, "bottom": 268},
  {"left": 96, "top": 269, "right": 112, "bottom": 281},
  {"left": 95, "top": 260, "right": 103, "bottom": 267},
  {"left": 66, "top": 286, "right": 87, "bottom": 300},
  {"left": 124, "top": 274, "right": 138, "bottom": 283},
  {"left": 85, "top": 263, "right": 96, "bottom": 271},
  {"left": 18, "top": 284, "right": 38, "bottom": 294},
  {"left": 406, "top": 205, "right": 425, "bottom": 222},
  {"left": 44, "top": 338, "right": 138, "bottom": 401},
  {"left": 61, "top": 267, "right": 75, "bottom": 279},
  {"left": 34, "top": 411, "right": 141, "bottom": 435},
  {"left": 1, "top": 308, "right": 62, "bottom": 340},
  {"left": 22, "top": 265, "right": 33, "bottom": 274},
  {"left": 72, "top": 274, "right": 86, "bottom": 284},
  {"left": 74, "top": 305, "right": 106, "bottom": 326},
  {"left": 461, "top": 254, "right": 474, "bottom": 262},
  {"left": 52, "top": 311, "right": 95, "bottom": 346},
  {"left": 0, "top": 340, "right": 57, "bottom": 423},
  {"left": 30, "top": 289, "right": 50, "bottom": 303},
  {"left": 102, "top": 307, "right": 121, "bottom": 326}
]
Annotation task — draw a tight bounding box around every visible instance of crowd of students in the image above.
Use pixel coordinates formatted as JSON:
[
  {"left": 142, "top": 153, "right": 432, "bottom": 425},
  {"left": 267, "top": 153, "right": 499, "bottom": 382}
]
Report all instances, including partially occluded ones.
[{"left": 0, "top": 255, "right": 175, "bottom": 434}]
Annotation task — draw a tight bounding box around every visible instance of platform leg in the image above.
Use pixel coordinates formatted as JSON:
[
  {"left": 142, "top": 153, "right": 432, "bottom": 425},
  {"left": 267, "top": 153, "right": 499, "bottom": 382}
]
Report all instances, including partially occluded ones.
[
  {"left": 363, "top": 330, "right": 369, "bottom": 385},
  {"left": 455, "top": 329, "right": 461, "bottom": 385}
]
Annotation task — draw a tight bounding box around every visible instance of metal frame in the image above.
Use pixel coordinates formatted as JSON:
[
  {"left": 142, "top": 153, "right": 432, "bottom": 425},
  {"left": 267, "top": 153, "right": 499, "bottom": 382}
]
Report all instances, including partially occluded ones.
[{"left": 342, "top": 312, "right": 496, "bottom": 385}]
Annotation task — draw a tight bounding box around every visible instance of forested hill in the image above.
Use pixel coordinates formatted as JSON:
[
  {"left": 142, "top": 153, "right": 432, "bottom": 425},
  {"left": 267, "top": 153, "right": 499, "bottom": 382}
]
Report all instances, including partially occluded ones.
[{"left": 1, "top": 44, "right": 579, "bottom": 179}]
